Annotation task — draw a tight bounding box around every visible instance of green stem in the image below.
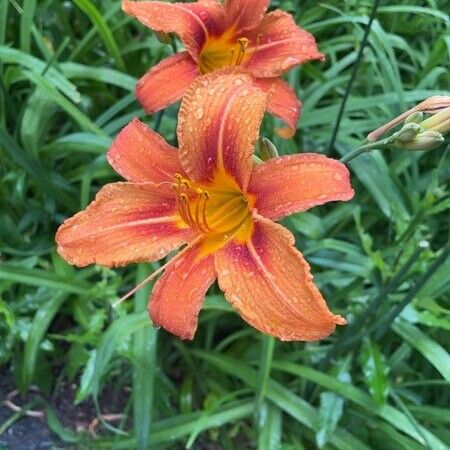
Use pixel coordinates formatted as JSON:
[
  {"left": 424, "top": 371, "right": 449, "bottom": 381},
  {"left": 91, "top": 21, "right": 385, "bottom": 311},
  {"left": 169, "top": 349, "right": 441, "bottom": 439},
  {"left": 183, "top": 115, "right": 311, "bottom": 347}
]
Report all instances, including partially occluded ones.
[
  {"left": 254, "top": 335, "right": 275, "bottom": 418},
  {"left": 133, "top": 264, "right": 158, "bottom": 450},
  {"left": 339, "top": 139, "right": 391, "bottom": 163},
  {"left": 327, "top": 0, "right": 382, "bottom": 153}
]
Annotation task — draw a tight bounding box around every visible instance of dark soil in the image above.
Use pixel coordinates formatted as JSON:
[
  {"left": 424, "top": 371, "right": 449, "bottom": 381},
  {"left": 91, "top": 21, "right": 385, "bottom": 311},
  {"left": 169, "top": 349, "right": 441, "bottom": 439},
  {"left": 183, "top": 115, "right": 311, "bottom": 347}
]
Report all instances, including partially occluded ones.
[{"left": 0, "top": 370, "right": 129, "bottom": 450}]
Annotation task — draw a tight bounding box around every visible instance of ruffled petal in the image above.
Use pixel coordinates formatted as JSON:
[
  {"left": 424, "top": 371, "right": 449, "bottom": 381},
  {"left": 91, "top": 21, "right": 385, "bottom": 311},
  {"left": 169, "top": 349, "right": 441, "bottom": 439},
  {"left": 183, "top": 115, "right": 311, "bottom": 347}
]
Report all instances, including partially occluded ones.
[
  {"left": 254, "top": 77, "right": 301, "bottom": 138},
  {"left": 216, "top": 218, "right": 346, "bottom": 341},
  {"left": 56, "top": 183, "right": 193, "bottom": 268},
  {"left": 122, "top": 0, "right": 226, "bottom": 59},
  {"left": 224, "top": 0, "right": 269, "bottom": 31},
  {"left": 249, "top": 153, "right": 354, "bottom": 221},
  {"left": 149, "top": 243, "right": 216, "bottom": 339},
  {"left": 107, "top": 118, "right": 185, "bottom": 183},
  {"left": 244, "top": 10, "right": 324, "bottom": 78},
  {"left": 178, "top": 69, "right": 268, "bottom": 190},
  {"left": 136, "top": 52, "right": 200, "bottom": 114}
]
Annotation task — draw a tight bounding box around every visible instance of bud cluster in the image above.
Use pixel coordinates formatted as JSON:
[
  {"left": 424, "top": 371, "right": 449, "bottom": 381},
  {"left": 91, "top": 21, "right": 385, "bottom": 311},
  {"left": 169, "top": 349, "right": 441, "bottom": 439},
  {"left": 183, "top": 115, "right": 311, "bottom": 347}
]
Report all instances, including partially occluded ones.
[{"left": 390, "top": 107, "right": 449, "bottom": 151}]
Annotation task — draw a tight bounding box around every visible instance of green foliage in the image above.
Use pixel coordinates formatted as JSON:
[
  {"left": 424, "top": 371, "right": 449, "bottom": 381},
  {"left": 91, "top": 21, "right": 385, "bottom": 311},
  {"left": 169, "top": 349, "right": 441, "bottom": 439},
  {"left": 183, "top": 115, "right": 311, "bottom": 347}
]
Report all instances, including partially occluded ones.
[{"left": 0, "top": 0, "right": 449, "bottom": 448}]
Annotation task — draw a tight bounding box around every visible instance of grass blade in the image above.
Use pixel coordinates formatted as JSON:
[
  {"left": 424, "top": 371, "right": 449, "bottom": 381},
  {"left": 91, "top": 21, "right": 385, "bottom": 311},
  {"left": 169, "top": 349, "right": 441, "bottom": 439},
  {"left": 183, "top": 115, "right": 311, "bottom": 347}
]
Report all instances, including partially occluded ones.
[
  {"left": 20, "top": 0, "right": 37, "bottom": 53},
  {"left": 71, "top": 0, "right": 125, "bottom": 71},
  {"left": 257, "top": 402, "right": 282, "bottom": 450},
  {"left": 392, "top": 321, "right": 450, "bottom": 382},
  {"left": 133, "top": 265, "right": 158, "bottom": 450},
  {"left": 22, "top": 294, "right": 66, "bottom": 389}
]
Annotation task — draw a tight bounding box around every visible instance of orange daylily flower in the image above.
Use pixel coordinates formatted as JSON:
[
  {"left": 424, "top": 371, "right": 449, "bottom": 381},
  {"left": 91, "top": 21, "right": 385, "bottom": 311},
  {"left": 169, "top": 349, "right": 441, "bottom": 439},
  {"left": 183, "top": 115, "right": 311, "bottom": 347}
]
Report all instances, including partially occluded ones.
[
  {"left": 122, "top": 0, "right": 324, "bottom": 137},
  {"left": 56, "top": 71, "right": 354, "bottom": 341}
]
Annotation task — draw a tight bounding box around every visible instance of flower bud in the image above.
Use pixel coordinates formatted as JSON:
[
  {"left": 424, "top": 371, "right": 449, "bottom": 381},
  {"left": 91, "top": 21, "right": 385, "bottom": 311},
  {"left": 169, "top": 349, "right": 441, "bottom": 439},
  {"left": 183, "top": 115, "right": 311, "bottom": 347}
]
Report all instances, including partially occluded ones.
[
  {"left": 259, "top": 137, "right": 279, "bottom": 161},
  {"left": 404, "top": 111, "right": 424, "bottom": 124},
  {"left": 420, "top": 107, "right": 450, "bottom": 134},
  {"left": 395, "top": 123, "right": 421, "bottom": 143},
  {"left": 395, "top": 131, "right": 444, "bottom": 151},
  {"left": 155, "top": 31, "right": 173, "bottom": 45},
  {"left": 367, "top": 95, "right": 450, "bottom": 142}
]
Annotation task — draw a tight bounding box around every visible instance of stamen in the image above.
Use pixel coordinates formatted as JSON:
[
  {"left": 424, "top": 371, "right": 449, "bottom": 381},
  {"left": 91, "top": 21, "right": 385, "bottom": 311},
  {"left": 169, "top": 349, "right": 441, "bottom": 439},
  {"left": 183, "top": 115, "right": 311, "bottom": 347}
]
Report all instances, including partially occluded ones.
[
  {"left": 201, "top": 192, "right": 211, "bottom": 231},
  {"left": 112, "top": 236, "right": 203, "bottom": 308},
  {"left": 236, "top": 37, "right": 250, "bottom": 65},
  {"left": 229, "top": 48, "right": 236, "bottom": 66},
  {"left": 256, "top": 34, "right": 262, "bottom": 49},
  {"left": 193, "top": 190, "right": 212, "bottom": 233},
  {"left": 180, "top": 194, "right": 196, "bottom": 228}
]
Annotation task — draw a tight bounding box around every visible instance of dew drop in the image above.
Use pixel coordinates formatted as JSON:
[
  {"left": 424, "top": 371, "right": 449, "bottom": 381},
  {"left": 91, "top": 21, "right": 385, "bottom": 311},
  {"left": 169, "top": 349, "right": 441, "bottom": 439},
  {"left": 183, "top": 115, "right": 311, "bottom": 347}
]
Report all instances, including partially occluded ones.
[
  {"left": 194, "top": 107, "right": 204, "bottom": 120},
  {"left": 334, "top": 172, "right": 343, "bottom": 181}
]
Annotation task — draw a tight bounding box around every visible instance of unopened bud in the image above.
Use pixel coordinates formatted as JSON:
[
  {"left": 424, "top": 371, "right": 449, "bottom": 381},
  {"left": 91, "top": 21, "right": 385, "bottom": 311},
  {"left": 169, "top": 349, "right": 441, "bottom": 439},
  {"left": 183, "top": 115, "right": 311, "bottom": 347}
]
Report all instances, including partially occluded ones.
[
  {"left": 259, "top": 137, "right": 279, "bottom": 161},
  {"left": 395, "top": 123, "right": 421, "bottom": 143},
  {"left": 395, "top": 131, "right": 444, "bottom": 151},
  {"left": 420, "top": 107, "right": 450, "bottom": 134},
  {"left": 404, "top": 111, "right": 424, "bottom": 124},
  {"left": 155, "top": 31, "right": 173, "bottom": 45},
  {"left": 367, "top": 95, "right": 450, "bottom": 142}
]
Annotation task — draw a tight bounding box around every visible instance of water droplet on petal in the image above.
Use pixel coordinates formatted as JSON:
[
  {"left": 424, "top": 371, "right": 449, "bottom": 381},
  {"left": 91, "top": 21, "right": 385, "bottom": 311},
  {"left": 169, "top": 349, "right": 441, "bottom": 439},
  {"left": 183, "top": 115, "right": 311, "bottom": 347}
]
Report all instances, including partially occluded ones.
[{"left": 194, "top": 107, "right": 204, "bottom": 120}]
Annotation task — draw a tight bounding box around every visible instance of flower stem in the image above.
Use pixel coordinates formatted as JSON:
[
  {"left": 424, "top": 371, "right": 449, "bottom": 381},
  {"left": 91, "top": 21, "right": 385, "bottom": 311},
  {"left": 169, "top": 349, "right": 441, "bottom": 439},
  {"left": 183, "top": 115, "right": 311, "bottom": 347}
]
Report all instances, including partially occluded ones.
[
  {"left": 339, "top": 139, "right": 390, "bottom": 163},
  {"left": 327, "top": 0, "right": 382, "bottom": 153}
]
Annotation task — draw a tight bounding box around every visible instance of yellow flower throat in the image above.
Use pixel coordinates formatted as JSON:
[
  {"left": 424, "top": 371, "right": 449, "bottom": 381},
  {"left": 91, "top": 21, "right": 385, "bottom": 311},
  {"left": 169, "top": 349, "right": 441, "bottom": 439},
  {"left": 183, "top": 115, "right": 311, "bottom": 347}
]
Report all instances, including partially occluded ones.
[
  {"left": 172, "top": 171, "right": 254, "bottom": 253},
  {"left": 199, "top": 31, "right": 262, "bottom": 74}
]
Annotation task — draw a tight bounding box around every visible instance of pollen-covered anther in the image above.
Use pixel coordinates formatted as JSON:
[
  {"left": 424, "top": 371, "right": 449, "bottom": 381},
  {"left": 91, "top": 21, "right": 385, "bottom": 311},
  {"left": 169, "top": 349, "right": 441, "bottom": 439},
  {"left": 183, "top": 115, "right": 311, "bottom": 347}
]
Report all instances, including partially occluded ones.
[
  {"left": 173, "top": 175, "right": 212, "bottom": 233},
  {"left": 236, "top": 38, "right": 250, "bottom": 65}
]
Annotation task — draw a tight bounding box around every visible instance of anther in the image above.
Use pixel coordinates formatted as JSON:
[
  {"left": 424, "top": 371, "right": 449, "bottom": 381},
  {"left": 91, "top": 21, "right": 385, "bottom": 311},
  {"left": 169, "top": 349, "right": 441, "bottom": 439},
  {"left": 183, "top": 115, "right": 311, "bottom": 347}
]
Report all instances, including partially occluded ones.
[
  {"left": 236, "top": 37, "right": 250, "bottom": 65},
  {"left": 180, "top": 179, "right": 190, "bottom": 189}
]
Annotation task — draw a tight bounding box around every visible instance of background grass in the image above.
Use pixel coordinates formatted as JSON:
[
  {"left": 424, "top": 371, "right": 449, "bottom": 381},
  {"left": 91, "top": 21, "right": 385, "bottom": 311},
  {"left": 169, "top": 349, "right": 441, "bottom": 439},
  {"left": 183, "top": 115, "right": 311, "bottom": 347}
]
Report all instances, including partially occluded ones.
[{"left": 0, "top": 0, "right": 449, "bottom": 448}]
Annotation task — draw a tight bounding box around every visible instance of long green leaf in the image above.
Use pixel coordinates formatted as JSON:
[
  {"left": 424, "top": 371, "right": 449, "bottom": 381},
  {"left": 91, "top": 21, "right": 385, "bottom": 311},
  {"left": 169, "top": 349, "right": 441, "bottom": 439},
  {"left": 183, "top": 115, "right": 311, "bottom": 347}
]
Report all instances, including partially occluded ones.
[
  {"left": 71, "top": 0, "right": 125, "bottom": 70},
  {"left": 392, "top": 320, "right": 450, "bottom": 382},
  {"left": 133, "top": 265, "right": 158, "bottom": 450},
  {"left": 22, "top": 294, "right": 66, "bottom": 389}
]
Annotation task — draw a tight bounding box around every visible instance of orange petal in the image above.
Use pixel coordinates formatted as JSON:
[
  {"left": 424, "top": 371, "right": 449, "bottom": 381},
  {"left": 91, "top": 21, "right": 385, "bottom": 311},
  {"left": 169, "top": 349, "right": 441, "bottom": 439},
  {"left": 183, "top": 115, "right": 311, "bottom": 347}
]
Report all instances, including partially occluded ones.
[
  {"left": 249, "top": 153, "right": 354, "bottom": 221},
  {"left": 224, "top": 0, "right": 269, "bottom": 31},
  {"left": 216, "top": 217, "right": 346, "bottom": 341},
  {"left": 136, "top": 52, "right": 200, "bottom": 114},
  {"left": 122, "top": 0, "right": 226, "bottom": 59},
  {"left": 178, "top": 69, "right": 268, "bottom": 190},
  {"left": 56, "top": 183, "right": 194, "bottom": 268},
  {"left": 244, "top": 11, "right": 324, "bottom": 78},
  {"left": 107, "top": 118, "right": 185, "bottom": 183},
  {"left": 149, "top": 243, "right": 216, "bottom": 340},
  {"left": 254, "top": 77, "right": 301, "bottom": 138}
]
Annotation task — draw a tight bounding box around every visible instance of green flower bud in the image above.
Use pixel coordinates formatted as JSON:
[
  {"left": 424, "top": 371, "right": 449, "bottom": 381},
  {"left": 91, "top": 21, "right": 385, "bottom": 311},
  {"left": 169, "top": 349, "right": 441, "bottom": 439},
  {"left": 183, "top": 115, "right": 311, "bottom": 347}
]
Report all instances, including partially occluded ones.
[
  {"left": 395, "top": 131, "right": 444, "bottom": 151},
  {"left": 404, "top": 111, "right": 424, "bottom": 124},
  {"left": 155, "top": 31, "right": 173, "bottom": 45},
  {"left": 259, "top": 137, "right": 279, "bottom": 161},
  {"left": 420, "top": 107, "right": 450, "bottom": 134},
  {"left": 394, "top": 123, "right": 421, "bottom": 143}
]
